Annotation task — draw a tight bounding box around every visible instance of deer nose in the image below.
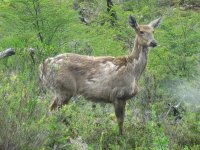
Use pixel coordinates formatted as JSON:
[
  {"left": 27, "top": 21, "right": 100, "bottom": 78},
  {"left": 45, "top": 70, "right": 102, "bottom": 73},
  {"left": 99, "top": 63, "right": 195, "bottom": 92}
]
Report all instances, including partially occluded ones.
[{"left": 149, "top": 41, "right": 157, "bottom": 47}]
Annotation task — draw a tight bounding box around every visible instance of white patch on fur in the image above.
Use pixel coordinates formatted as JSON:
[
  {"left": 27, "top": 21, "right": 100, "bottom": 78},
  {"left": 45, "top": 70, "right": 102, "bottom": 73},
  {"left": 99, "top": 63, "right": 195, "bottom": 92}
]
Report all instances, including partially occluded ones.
[
  {"left": 56, "top": 59, "right": 64, "bottom": 63},
  {"left": 46, "top": 57, "right": 54, "bottom": 65},
  {"left": 131, "top": 77, "right": 136, "bottom": 92},
  {"left": 100, "top": 61, "right": 118, "bottom": 73}
]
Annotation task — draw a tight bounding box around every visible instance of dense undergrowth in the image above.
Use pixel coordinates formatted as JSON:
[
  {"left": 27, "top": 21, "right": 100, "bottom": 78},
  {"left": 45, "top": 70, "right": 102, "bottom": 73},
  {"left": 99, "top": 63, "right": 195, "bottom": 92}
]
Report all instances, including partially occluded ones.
[{"left": 0, "top": 0, "right": 200, "bottom": 149}]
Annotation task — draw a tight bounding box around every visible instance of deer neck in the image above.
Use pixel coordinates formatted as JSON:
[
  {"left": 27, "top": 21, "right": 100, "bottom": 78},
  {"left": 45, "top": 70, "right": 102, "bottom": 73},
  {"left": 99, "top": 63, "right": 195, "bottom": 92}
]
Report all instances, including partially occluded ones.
[{"left": 128, "top": 36, "right": 149, "bottom": 80}]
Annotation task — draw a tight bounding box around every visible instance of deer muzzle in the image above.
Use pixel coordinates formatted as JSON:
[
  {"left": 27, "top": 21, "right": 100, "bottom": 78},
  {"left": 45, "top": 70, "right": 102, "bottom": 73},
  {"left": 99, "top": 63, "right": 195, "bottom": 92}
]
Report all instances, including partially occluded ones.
[{"left": 149, "top": 40, "right": 157, "bottom": 47}]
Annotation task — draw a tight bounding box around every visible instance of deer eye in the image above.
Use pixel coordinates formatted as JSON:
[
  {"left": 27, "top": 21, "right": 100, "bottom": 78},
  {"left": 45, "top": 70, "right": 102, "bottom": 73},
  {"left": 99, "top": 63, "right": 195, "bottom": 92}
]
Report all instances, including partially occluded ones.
[{"left": 140, "top": 31, "right": 144, "bottom": 35}]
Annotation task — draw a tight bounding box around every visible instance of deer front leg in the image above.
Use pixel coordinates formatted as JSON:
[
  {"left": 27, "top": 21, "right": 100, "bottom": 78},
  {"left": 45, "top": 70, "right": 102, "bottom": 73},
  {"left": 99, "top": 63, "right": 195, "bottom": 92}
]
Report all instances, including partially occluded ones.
[{"left": 114, "top": 100, "right": 126, "bottom": 135}]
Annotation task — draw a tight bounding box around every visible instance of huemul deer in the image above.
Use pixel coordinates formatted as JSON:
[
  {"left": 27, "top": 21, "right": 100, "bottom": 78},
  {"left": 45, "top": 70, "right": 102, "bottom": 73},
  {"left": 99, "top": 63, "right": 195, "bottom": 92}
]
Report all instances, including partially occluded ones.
[{"left": 39, "top": 15, "right": 162, "bottom": 134}]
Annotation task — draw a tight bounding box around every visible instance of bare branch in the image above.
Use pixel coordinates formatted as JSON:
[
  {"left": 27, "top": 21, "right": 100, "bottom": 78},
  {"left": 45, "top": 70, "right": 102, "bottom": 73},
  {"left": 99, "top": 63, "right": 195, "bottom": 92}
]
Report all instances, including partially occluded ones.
[
  {"left": 106, "top": 0, "right": 117, "bottom": 21},
  {"left": 0, "top": 48, "right": 15, "bottom": 59}
]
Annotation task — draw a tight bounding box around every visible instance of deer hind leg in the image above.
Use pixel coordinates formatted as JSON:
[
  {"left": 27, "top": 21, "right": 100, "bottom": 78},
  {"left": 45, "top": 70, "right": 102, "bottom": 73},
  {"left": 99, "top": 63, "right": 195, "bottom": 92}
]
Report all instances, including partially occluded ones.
[
  {"left": 50, "top": 76, "right": 76, "bottom": 111},
  {"left": 114, "top": 100, "right": 126, "bottom": 135},
  {"left": 50, "top": 96, "right": 59, "bottom": 111},
  {"left": 50, "top": 92, "right": 72, "bottom": 111}
]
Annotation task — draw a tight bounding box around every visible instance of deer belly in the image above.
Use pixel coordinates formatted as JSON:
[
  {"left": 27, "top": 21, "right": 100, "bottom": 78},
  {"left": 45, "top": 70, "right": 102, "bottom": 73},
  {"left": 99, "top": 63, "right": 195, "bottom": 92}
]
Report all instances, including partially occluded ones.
[{"left": 79, "top": 80, "right": 112, "bottom": 103}]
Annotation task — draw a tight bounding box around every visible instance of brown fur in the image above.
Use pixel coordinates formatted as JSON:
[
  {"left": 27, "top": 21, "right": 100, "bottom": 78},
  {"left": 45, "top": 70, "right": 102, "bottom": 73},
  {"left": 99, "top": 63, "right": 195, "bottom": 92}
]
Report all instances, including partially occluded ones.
[{"left": 39, "top": 16, "right": 162, "bottom": 135}]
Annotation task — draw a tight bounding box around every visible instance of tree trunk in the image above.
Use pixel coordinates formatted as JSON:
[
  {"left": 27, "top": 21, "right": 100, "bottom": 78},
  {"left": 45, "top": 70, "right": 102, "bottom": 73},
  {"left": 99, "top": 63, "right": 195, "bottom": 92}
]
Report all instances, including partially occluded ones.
[{"left": 106, "top": 0, "right": 117, "bottom": 25}]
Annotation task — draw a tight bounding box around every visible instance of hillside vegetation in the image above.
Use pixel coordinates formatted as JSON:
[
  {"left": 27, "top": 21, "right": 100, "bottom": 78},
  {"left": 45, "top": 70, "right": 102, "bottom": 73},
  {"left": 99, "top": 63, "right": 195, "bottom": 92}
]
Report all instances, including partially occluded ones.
[{"left": 0, "top": 0, "right": 200, "bottom": 149}]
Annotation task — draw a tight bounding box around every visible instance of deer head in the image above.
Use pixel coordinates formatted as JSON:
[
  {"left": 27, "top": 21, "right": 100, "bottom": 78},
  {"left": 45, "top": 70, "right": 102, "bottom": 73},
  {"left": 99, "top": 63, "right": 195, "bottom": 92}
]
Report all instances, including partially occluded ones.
[{"left": 129, "top": 15, "right": 162, "bottom": 48}]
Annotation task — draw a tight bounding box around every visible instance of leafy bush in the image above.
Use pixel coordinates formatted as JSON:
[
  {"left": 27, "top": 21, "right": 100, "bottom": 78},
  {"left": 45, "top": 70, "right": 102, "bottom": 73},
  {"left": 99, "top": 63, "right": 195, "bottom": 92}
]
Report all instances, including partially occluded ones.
[{"left": 0, "top": 0, "right": 199, "bottom": 149}]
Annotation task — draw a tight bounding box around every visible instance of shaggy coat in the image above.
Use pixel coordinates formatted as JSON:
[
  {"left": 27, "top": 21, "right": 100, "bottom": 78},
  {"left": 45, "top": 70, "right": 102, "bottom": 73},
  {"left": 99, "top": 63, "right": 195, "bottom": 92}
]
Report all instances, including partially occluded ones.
[{"left": 39, "top": 15, "right": 162, "bottom": 134}]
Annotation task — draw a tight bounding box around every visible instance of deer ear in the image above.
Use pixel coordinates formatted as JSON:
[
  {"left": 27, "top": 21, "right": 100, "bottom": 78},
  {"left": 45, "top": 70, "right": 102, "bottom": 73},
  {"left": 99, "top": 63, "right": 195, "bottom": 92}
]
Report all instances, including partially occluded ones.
[
  {"left": 129, "top": 15, "right": 139, "bottom": 31},
  {"left": 149, "top": 17, "right": 162, "bottom": 28}
]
